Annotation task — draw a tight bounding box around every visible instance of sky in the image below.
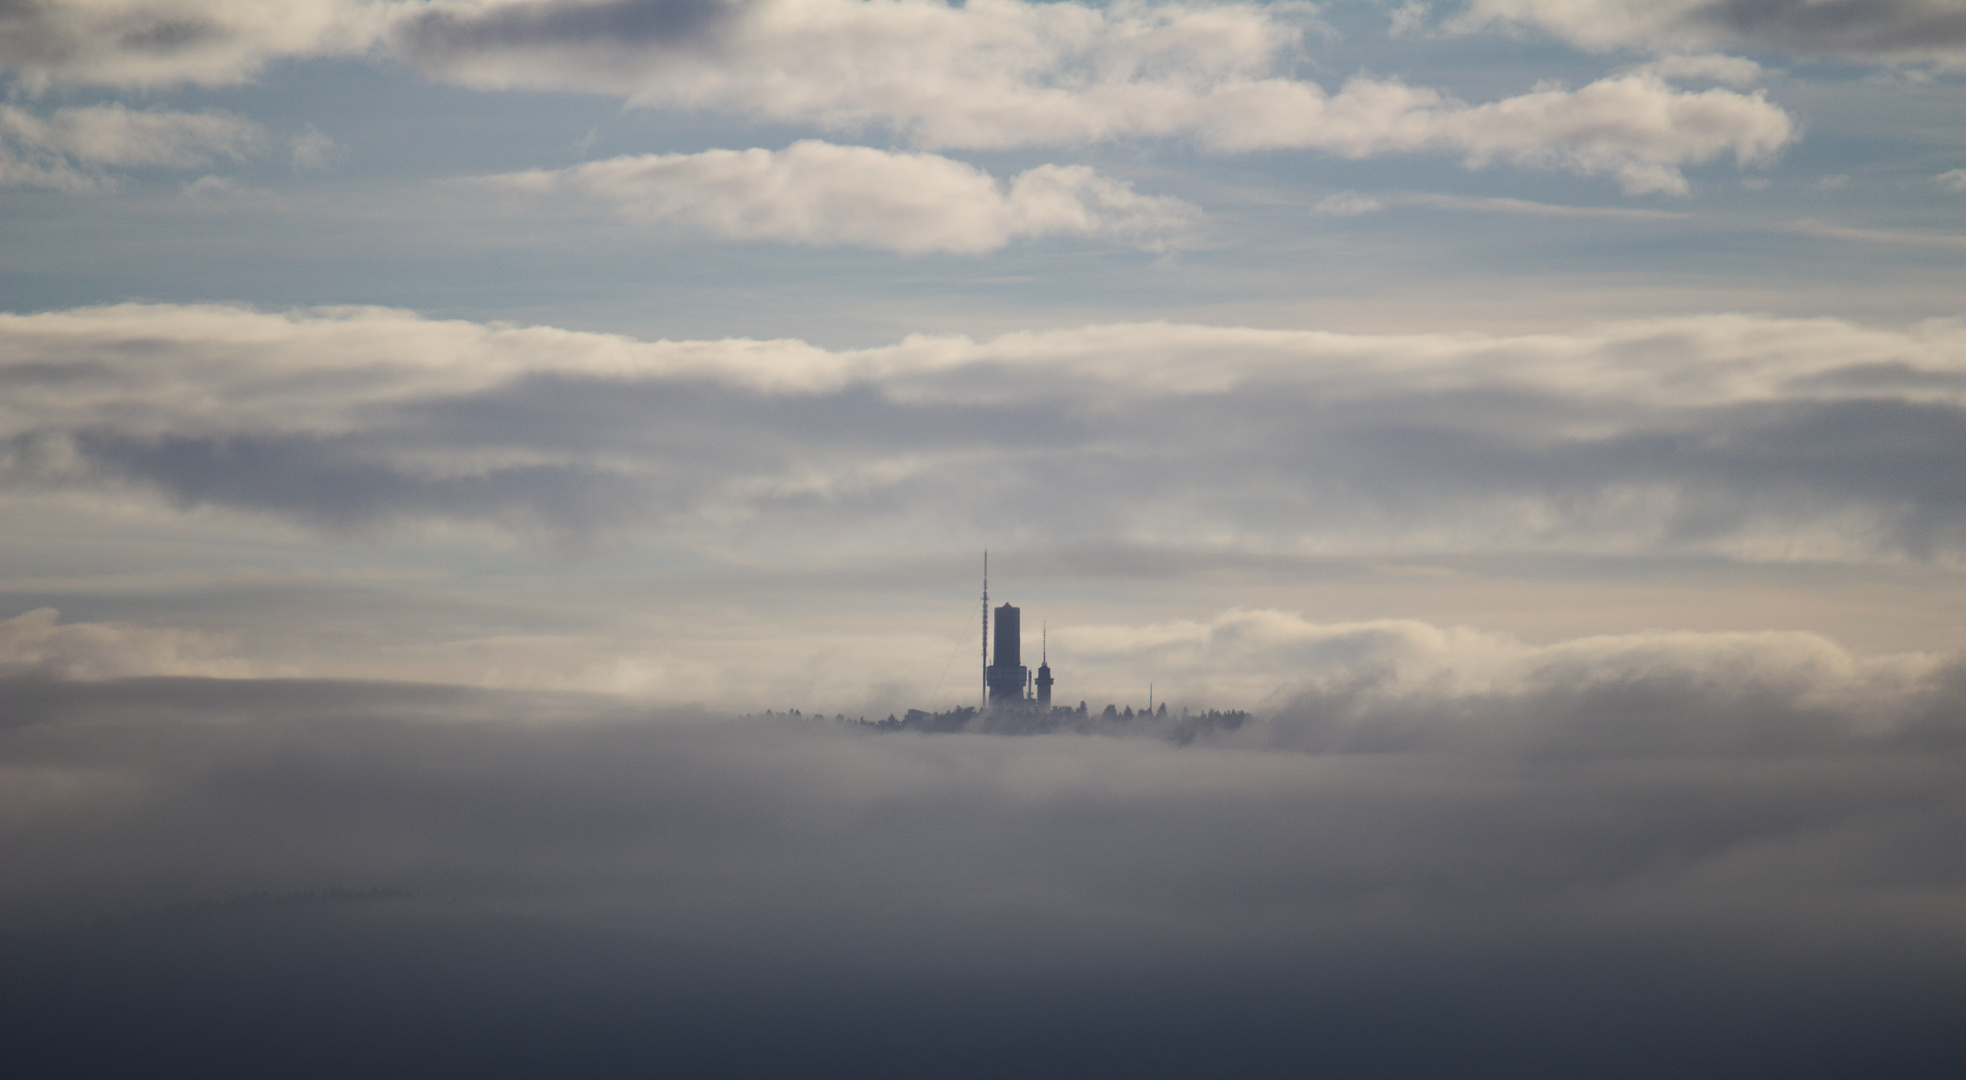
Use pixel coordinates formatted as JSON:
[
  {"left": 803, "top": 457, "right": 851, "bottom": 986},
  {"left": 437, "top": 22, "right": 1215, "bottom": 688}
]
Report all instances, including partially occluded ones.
[{"left": 2, "top": 2, "right": 1963, "bottom": 1075}]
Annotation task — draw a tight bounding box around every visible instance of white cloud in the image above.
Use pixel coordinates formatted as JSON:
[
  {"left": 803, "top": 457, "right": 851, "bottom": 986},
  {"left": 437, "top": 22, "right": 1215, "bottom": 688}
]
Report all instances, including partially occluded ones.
[
  {"left": 1631, "top": 52, "right": 1766, "bottom": 85},
  {"left": 481, "top": 140, "right": 1197, "bottom": 253},
  {"left": 1462, "top": 0, "right": 1966, "bottom": 68},
  {"left": 1935, "top": 168, "right": 1966, "bottom": 192},
  {"left": 0, "top": 103, "right": 262, "bottom": 190},
  {"left": 1377, "top": 72, "right": 1791, "bottom": 195}
]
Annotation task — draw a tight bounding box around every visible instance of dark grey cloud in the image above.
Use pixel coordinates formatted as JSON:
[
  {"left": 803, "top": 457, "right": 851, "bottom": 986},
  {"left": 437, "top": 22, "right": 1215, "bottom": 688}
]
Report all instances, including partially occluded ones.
[
  {"left": 1468, "top": 0, "right": 1966, "bottom": 66},
  {"left": 69, "top": 429, "right": 670, "bottom": 534},
  {"left": 1, "top": 659, "right": 1961, "bottom": 1076},
  {"left": 392, "top": 0, "right": 738, "bottom": 63},
  {"left": 52, "top": 376, "right": 1963, "bottom": 557},
  {"left": 0, "top": 2, "right": 378, "bottom": 90},
  {"left": 1692, "top": 0, "right": 1966, "bottom": 56}
]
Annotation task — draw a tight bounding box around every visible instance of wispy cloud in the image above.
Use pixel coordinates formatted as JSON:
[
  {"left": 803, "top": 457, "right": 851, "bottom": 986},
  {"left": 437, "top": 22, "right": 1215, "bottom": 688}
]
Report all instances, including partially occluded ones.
[
  {"left": 0, "top": 102, "right": 261, "bottom": 190},
  {"left": 1784, "top": 218, "right": 1966, "bottom": 250},
  {"left": 287, "top": 124, "right": 342, "bottom": 171},
  {"left": 1407, "top": 192, "right": 1693, "bottom": 219}
]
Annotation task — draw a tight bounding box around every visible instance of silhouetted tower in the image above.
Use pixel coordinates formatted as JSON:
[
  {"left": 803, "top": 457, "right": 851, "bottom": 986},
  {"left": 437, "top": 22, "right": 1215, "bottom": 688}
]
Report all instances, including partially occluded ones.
[
  {"left": 986, "top": 602, "right": 1027, "bottom": 707},
  {"left": 981, "top": 552, "right": 989, "bottom": 712},
  {"left": 1036, "top": 624, "right": 1053, "bottom": 707}
]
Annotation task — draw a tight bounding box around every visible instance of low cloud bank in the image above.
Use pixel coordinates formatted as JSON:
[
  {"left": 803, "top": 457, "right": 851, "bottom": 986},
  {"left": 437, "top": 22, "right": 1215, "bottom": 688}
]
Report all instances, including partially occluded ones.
[
  {"left": 1, "top": 624, "right": 1960, "bottom": 1073},
  {"left": 3, "top": 304, "right": 1959, "bottom": 564}
]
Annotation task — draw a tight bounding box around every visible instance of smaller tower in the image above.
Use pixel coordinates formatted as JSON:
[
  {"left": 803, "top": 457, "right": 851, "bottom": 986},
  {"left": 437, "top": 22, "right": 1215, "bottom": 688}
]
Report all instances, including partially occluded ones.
[{"left": 1036, "top": 623, "right": 1054, "bottom": 706}]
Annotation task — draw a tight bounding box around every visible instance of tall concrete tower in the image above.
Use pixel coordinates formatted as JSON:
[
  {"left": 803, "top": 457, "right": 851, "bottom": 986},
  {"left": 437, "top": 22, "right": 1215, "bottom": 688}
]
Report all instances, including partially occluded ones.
[{"left": 986, "top": 603, "right": 1027, "bottom": 707}]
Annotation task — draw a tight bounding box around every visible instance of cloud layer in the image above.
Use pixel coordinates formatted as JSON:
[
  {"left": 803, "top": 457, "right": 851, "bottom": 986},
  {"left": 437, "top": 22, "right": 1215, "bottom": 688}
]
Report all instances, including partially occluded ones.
[
  {"left": 482, "top": 140, "right": 1196, "bottom": 252},
  {"left": 2, "top": 630, "right": 1959, "bottom": 998},
  {"left": 0, "top": 1, "right": 1798, "bottom": 193},
  {"left": 392, "top": 0, "right": 1793, "bottom": 192},
  {"left": 2, "top": 303, "right": 1959, "bottom": 563}
]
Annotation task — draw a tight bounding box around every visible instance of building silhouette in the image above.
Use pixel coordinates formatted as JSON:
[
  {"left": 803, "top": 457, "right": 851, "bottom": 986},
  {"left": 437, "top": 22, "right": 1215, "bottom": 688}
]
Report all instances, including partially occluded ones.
[
  {"left": 1036, "top": 627, "right": 1053, "bottom": 707},
  {"left": 986, "top": 602, "right": 1027, "bottom": 707}
]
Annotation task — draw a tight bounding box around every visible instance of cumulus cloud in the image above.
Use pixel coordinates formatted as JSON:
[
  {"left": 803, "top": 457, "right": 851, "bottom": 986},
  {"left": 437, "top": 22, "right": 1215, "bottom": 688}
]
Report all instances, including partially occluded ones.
[
  {"left": 1, "top": 304, "right": 1960, "bottom": 563},
  {"left": 1464, "top": 0, "right": 1966, "bottom": 68},
  {"left": 481, "top": 141, "right": 1196, "bottom": 253},
  {"left": 0, "top": 102, "right": 262, "bottom": 190}
]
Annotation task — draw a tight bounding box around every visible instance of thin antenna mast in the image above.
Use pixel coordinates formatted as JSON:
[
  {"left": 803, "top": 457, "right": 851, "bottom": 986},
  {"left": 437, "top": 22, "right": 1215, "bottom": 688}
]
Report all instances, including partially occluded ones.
[{"left": 981, "top": 551, "right": 989, "bottom": 712}]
